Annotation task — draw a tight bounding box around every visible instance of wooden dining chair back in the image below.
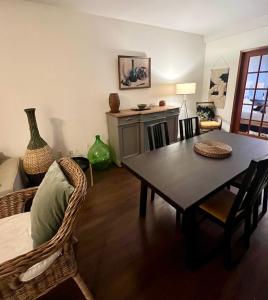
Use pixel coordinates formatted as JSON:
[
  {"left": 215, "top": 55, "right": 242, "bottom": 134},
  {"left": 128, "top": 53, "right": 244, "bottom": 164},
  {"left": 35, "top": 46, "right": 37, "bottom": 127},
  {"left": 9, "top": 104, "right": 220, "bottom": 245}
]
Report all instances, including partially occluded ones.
[
  {"left": 147, "top": 121, "right": 170, "bottom": 202},
  {"left": 227, "top": 156, "right": 268, "bottom": 226},
  {"left": 179, "top": 117, "right": 200, "bottom": 141},
  {"left": 0, "top": 158, "right": 93, "bottom": 300},
  {"left": 147, "top": 121, "right": 170, "bottom": 151}
]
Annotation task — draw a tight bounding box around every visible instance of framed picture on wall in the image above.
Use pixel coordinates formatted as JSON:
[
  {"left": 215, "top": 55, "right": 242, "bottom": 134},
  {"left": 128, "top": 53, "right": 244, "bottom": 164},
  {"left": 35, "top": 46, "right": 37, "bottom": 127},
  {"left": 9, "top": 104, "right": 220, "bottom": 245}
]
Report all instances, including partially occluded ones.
[
  {"left": 208, "top": 68, "right": 229, "bottom": 108},
  {"left": 118, "top": 56, "right": 151, "bottom": 90}
]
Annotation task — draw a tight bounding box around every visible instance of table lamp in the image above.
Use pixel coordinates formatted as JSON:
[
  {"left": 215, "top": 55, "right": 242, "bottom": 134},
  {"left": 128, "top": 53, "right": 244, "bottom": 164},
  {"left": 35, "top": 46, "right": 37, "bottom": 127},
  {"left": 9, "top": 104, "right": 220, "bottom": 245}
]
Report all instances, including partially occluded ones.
[{"left": 176, "top": 82, "right": 196, "bottom": 118}]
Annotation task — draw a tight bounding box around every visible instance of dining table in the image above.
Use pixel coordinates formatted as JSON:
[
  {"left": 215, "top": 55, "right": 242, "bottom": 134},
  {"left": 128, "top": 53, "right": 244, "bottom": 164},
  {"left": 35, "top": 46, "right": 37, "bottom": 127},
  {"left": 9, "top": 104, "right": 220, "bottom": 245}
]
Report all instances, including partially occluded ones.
[{"left": 122, "top": 131, "right": 268, "bottom": 267}]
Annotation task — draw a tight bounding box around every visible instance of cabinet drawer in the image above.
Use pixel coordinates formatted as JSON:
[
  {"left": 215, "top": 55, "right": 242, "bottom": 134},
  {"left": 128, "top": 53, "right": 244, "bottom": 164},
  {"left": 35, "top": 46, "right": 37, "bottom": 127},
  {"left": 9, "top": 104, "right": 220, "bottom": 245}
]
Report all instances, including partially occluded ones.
[
  {"left": 118, "top": 115, "right": 140, "bottom": 125},
  {"left": 164, "top": 108, "right": 180, "bottom": 117},
  {"left": 140, "top": 112, "right": 165, "bottom": 122}
]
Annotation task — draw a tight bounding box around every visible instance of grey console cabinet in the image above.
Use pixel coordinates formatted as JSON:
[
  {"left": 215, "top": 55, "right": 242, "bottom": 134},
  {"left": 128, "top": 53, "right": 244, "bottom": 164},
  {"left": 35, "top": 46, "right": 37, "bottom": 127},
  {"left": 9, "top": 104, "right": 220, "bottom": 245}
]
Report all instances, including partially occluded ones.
[{"left": 107, "top": 106, "right": 180, "bottom": 166}]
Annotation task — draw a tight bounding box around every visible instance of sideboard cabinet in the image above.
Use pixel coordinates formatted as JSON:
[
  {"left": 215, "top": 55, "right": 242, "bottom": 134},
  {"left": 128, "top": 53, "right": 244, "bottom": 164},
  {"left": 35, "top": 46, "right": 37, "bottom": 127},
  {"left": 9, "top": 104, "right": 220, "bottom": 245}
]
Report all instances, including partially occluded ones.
[{"left": 106, "top": 106, "right": 180, "bottom": 166}]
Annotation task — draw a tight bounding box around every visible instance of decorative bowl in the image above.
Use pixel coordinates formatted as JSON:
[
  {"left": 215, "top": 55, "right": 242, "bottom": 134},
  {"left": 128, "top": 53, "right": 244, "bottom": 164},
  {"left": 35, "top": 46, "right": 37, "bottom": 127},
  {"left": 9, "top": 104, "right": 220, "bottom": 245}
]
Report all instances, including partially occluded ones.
[{"left": 137, "top": 104, "right": 147, "bottom": 110}]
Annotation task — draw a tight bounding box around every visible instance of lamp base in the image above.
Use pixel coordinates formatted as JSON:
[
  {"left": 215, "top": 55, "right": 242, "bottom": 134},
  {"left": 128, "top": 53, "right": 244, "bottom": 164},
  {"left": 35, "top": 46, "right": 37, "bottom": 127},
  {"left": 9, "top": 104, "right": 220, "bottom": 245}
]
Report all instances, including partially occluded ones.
[{"left": 180, "top": 95, "right": 188, "bottom": 119}]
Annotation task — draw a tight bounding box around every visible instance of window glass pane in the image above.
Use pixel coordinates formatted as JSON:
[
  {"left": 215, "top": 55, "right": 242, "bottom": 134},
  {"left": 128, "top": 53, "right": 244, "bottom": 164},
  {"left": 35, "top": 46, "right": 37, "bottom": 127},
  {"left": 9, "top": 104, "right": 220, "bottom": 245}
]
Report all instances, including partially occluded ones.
[
  {"left": 254, "top": 90, "right": 267, "bottom": 105},
  {"left": 260, "top": 113, "right": 268, "bottom": 138},
  {"left": 240, "top": 104, "right": 252, "bottom": 120},
  {"left": 239, "top": 108, "right": 250, "bottom": 132},
  {"left": 257, "top": 73, "right": 268, "bottom": 88},
  {"left": 246, "top": 73, "right": 257, "bottom": 88},
  {"left": 260, "top": 55, "right": 268, "bottom": 72},
  {"left": 243, "top": 89, "right": 254, "bottom": 104},
  {"left": 239, "top": 124, "right": 248, "bottom": 133},
  {"left": 248, "top": 56, "right": 260, "bottom": 72},
  {"left": 251, "top": 107, "right": 263, "bottom": 121}
]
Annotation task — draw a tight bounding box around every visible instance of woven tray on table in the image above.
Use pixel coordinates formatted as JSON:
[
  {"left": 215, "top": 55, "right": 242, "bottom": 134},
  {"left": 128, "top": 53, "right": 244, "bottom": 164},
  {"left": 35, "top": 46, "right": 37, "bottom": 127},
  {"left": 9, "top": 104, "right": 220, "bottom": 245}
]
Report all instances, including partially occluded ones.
[{"left": 194, "top": 140, "right": 232, "bottom": 159}]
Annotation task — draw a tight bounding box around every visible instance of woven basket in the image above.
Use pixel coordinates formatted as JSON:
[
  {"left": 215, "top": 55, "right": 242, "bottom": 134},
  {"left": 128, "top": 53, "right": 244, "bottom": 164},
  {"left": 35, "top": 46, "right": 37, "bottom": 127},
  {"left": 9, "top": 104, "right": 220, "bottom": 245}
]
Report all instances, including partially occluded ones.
[
  {"left": 23, "top": 145, "right": 54, "bottom": 174},
  {"left": 194, "top": 140, "right": 232, "bottom": 159}
]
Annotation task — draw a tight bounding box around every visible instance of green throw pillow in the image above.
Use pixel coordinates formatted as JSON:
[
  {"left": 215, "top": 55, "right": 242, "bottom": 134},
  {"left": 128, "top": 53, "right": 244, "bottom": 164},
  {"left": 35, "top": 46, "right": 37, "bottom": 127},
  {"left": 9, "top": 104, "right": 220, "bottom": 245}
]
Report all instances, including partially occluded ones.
[{"left": 30, "top": 161, "right": 74, "bottom": 248}]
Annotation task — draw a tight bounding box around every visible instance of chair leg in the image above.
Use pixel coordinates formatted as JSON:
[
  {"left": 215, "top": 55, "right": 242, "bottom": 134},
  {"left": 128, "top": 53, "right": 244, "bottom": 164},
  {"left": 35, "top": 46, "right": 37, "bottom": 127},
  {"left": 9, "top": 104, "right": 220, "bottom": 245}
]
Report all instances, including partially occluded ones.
[
  {"left": 224, "top": 230, "right": 232, "bottom": 268},
  {"left": 261, "top": 187, "right": 268, "bottom": 218},
  {"left": 244, "top": 211, "right": 251, "bottom": 249},
  {"left": 73, "top": 273, "right": 94, "bottom": 300},
  {"left": 253, "top": 197, "right": 261, "bottom": 230},
  {"left": 151, "top": 190, "right": 155, "bottom": 202},
  {"left": 176, "top": 210, "right": 181, "bottom": 227}
]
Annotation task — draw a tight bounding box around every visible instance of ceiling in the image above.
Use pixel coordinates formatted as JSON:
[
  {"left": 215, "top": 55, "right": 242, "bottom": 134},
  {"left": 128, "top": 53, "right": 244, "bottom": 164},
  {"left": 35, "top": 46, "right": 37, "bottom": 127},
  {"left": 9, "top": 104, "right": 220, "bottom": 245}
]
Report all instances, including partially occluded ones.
[{"left": 27, "top": 0, "right": 268, "bottom": 40}]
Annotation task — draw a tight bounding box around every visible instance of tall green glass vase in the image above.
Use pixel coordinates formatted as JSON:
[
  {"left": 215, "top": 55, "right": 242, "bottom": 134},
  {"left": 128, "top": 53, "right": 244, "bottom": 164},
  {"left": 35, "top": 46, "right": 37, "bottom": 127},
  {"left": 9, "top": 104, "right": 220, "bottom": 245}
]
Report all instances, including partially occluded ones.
[{"left": 88, "top": 135, "right": 111, "bottom": 171}]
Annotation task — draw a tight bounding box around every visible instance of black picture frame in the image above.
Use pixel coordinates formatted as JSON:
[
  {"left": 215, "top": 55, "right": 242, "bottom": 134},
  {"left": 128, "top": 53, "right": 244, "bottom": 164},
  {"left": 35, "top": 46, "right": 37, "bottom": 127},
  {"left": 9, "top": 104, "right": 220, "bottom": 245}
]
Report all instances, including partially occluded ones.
[{"left": 118, "top": 55, "right": 151, "bottom": 90}]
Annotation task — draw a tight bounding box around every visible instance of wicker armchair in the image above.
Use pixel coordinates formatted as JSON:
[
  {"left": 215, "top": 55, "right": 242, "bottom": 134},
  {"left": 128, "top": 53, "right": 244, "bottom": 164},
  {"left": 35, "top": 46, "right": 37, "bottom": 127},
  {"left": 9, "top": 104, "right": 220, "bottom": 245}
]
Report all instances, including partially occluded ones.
[
  {"left": 196, "top": 101, "right": 222, "bottom": 132},
  {"left": 0, "top": 158, "right": 93, "bottom": 300}
]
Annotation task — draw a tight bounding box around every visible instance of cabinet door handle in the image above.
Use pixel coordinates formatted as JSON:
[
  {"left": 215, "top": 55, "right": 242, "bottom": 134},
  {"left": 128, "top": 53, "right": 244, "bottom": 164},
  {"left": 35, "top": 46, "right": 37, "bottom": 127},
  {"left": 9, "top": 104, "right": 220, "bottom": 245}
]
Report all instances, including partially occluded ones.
[{"left": 126, "top": 118, "right": 134, "bottom": 121}]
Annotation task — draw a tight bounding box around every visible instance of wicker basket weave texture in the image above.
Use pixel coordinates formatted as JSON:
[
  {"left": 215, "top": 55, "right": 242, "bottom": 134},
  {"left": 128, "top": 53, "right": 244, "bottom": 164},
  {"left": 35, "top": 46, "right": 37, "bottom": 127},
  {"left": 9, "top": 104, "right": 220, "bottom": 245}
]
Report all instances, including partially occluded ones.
[
  {"left": 194, "top": 140, "right": 232, "bottom": 159},
  {"left": 23, "top": 145, "right": 54, "bottom": 175}
]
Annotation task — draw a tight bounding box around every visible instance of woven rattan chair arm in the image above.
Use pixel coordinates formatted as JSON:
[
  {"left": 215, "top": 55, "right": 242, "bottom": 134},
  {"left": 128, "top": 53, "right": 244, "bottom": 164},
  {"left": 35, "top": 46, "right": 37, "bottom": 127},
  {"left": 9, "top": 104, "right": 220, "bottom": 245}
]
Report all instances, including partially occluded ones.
[
  {"left": 0, "top": 236, "right": 72, "bottom": 280},
  {"left": 0, "top": 187, "right": 38, "bottom": 218}
]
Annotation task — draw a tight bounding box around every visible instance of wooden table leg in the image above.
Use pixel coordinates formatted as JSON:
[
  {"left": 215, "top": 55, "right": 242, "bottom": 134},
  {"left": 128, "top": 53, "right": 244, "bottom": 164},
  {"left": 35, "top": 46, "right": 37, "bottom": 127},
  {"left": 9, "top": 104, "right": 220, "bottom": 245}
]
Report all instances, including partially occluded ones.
[
  {"left": 183, "top": 207, "right": 197, "bottom": 269},
  {"left": 139, "top": 181, "right": 148, "bottom": 218}
]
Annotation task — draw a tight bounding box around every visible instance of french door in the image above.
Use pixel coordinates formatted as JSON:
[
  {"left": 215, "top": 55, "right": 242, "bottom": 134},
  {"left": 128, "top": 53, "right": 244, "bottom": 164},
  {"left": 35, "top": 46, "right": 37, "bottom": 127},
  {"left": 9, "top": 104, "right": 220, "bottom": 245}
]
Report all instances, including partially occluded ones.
[{"left": 231, "top": 47, "right": 268, "bottom": 139}]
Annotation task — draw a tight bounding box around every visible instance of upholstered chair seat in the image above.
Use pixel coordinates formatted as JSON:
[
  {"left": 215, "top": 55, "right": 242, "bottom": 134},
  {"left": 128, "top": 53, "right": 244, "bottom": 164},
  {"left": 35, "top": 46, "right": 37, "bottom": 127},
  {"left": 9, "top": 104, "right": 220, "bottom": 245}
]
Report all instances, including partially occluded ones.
[
  {"left": 199, "top": 190, "right": 236, "bottom": 223},
  {"left": 199, "top": 120, "right": 222, "bottom": 130}
]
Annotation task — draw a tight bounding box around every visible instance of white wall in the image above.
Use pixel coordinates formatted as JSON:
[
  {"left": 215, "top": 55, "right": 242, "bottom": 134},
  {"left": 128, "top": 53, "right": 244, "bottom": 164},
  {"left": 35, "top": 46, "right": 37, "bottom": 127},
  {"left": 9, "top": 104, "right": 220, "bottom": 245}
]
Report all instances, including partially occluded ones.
[
  {"left": 202, "top": 26, "right": 268, "bottom": 131},
  {"left": 0, "top": 0, "right": 205, "bottom": 157}
]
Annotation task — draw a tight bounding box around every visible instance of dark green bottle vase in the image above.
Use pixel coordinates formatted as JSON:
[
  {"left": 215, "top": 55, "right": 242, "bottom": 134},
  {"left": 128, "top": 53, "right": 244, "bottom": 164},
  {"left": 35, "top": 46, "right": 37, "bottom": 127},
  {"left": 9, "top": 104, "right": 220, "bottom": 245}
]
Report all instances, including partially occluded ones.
[{"left": 88, "top": 135, "right": 111, "bottom": 171}]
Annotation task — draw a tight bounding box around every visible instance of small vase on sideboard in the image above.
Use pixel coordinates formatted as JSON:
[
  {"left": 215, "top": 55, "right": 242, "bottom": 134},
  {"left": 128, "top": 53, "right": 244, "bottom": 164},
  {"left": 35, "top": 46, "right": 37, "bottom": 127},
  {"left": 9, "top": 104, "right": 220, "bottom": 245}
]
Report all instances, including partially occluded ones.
[{"left": 109, "top": 93, "right": 120, "bottom": 113}]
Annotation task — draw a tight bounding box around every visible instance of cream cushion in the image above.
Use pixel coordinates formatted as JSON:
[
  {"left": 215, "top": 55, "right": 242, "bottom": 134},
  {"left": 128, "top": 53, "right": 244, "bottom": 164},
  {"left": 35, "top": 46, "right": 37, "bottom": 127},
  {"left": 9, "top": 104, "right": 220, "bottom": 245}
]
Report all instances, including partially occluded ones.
[
  {"left": 0, "top": 212, "right": 61, "bottom": 282},
  {"left": 0, "top": 158, "right": 23, "bottom": 197},
  {"left": 200, "top": 120, "right": 221, "bottom": 129}
]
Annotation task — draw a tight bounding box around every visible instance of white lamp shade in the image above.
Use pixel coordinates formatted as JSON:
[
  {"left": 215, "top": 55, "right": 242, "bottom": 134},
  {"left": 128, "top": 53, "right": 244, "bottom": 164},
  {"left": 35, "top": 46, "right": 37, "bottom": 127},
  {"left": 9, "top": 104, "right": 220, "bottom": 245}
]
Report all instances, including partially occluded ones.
[{"left": 176, "top": 82, "right": 196, "bottom": 95}]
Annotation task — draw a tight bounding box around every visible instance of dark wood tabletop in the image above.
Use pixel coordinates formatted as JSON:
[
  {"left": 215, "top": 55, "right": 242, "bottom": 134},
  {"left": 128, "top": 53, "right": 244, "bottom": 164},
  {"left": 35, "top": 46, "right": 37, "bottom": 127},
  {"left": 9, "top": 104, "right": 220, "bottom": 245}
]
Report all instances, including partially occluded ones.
[{"left": 123, "top": 131, "right": 268, "bottom": 212}]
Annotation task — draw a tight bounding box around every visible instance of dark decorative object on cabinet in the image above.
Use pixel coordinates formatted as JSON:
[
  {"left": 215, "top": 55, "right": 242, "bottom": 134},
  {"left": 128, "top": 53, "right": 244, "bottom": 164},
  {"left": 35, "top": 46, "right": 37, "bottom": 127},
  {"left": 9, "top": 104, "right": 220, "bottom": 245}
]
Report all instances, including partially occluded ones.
[{"left": 109, "top": 93, "right": 120, "bottom": 113}]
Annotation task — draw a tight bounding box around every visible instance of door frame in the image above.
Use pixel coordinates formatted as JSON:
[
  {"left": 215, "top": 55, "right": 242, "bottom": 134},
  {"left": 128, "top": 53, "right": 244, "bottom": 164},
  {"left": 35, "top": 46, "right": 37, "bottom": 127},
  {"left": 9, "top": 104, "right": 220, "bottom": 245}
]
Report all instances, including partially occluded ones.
[{"left": 230, "top": 45, "right": 268, "bottom": 134}]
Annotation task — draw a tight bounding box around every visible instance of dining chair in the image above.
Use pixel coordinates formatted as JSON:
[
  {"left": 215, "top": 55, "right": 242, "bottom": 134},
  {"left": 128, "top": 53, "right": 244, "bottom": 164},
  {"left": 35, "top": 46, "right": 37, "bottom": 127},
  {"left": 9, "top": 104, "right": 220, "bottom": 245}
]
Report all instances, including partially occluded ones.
[
  {"left": 147, "top": 121, "right": 170, "bottom": 201},
  {"left": 0, "top": 158, "right": 93, "bottom": 300},
  {"left": 179, "top": 116, "right": 200, "bottom": 141},
  {"left": 230, "top": 172, "right": 268, "bottom": 230},
  {"left": 198, "top": 155, "right": 268, "bottom": 267},
  {"left": 147, "top": 121, "right": 170, "bottom": 151}
]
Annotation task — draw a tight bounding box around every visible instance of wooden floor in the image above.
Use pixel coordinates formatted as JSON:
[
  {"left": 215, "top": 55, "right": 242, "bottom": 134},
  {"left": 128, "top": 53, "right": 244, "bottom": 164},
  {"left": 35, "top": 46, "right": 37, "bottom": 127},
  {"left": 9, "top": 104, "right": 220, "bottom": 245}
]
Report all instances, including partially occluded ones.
[{"left": 41, "top": 165, "right": 268, "bottom": 300}]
